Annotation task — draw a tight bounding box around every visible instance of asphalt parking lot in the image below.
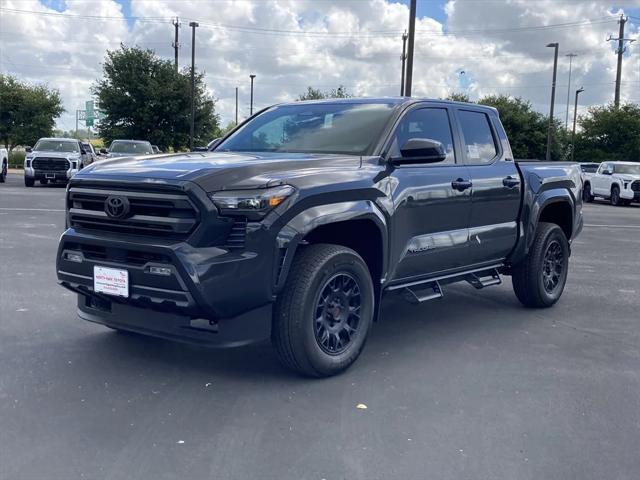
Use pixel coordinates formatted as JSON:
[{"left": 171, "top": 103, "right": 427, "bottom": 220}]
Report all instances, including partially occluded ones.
[{"left": 1, "top": 173, "right": 639, "bottom": 480}]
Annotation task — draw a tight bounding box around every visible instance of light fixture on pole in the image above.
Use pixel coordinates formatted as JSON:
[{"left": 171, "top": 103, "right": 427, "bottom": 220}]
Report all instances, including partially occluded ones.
[{"left": 571, "top": 87, "right": 584, "bottom": 162}]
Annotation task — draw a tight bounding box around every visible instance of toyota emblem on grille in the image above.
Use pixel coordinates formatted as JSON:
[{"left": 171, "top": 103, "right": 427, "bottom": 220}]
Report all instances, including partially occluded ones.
[{"left": 104, "top": 195, "right": 130, "bottom": 219}]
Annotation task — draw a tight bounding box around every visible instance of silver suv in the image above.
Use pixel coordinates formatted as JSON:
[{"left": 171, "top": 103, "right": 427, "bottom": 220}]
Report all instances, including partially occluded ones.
[{"left": 24, "top": 138, "right": 90, "bottom": 187}]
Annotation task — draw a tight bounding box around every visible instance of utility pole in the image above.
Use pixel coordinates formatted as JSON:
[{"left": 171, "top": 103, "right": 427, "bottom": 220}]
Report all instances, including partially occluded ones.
[
  {"left": 235, "top": 87, "right": 239, "bottom": 125},
  {"left": 564, "top": 53, "right": 577, "bottom": 128},
  {"left": 189, "top": 21, "right": 198, "bottom": 151},
  {"left": 404, "top": 0, "right": 417, "bottom": 97},
  {"left": 172, "top": 17, "right": 180, "bottom": 71},
  {"left": 608, "top": 15, "right": 635, "bottom": 107},
  {"left": 546, "top": 42, "right": 559, "bottom": 161},
  {"left": 400, "top": 31, "right": 408, "bottom": 96},
  {"left": 571, "top": 87, "right": 584, "bottom": 162},
  {"left": 249, "top": 74, "right": 256, "bottom": 116}
]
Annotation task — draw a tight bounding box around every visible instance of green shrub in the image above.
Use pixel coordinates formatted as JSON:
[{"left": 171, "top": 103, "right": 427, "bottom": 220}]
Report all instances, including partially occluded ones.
[{"left": 8, "top": 150, "right": 25, "bottom": 169}]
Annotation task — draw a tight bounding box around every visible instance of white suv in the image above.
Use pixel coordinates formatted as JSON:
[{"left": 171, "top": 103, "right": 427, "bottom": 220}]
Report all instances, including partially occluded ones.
[{"left": 583, "top": 161, "right": 640, "bottom": 206}]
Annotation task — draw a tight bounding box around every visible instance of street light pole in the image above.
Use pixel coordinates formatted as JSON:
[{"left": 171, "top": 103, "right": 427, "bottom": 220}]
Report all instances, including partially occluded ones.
[
  {"left": 249, "top": 74, "right": 256, "bottom": 116},
  {"left": 400, "top": 31, "right": 407, "bottom": 96},
  {"left": 546, "top": 42, "right": 559, "bottom": 161},
  {"left": 404, "top": 0, "right": 417, "bottom": 97},
  {"left": 571, "top": 87, "right": 584, "bottom": 162},
  {"left": 235, "top": 87, "right": 239, "bottom": 125},
  {"left": 189, "top": 21, "right": 199, "bottom": 151},
  {"left": 565, "top": 53, "right": 577, "bottom": 129}
]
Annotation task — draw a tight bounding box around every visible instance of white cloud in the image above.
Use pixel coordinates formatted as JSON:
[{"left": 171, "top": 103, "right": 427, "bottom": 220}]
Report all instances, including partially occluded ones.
[{"left": 1, "top": 0, "right": 638, "bottom": 135}]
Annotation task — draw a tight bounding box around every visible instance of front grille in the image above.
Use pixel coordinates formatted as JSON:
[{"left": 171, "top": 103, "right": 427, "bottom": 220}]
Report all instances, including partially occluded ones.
[
  {"left": 225, "top": 217, "right": 248, "bottom": 250},
  {"left": 32, "top": 157, "right": 69, "bottom": 171},
  {"left": 68, "top": 187, "right": 199, "bottom": 240},
  {"left": 631, "top": 181, "right": 640, "bottom": 192}
]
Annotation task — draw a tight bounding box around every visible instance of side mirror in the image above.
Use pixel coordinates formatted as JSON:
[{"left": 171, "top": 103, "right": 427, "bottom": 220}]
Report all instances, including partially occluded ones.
[
  {"left": 392, "top": 138, "right": 447, "bottom": 165},
  {"left": 80, "top": 148, "right": 87, "bottom": 155},
  {"left": 208, "top": 138, "right": 222, "bottom": 151},
  {"left": 25, "top": 146, "right": 32, "bottom": 153},
  {"left": 602, "top": 169, "right": 612, "bottom": 175},
  {"left": 100, "top": 148, "right": 108, "bottom": 155}
]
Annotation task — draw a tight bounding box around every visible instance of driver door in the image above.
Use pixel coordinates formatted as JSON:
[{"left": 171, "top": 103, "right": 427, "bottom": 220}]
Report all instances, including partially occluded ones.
[
  {"left": 387, "top": 105, "right": 473, "bottom": 282},
  {"left": 592, "top": 163, "right": 609, "bottom": 195}
]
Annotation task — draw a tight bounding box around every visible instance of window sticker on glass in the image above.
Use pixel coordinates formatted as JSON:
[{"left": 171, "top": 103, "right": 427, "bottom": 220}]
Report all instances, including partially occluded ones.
[{"left": 467, "top": 144, "right": 480, "bottom": 159}]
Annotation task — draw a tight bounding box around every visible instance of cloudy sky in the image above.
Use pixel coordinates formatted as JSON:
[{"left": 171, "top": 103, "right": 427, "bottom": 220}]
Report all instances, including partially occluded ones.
[{"left": 1, "top": 0, "right": 639, "bottom": 133}]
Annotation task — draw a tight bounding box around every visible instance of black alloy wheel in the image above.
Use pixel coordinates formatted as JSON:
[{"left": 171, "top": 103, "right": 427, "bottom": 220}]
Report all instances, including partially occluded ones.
[{"left": 314, "top": 273, "right": 362, "bottom": 355}]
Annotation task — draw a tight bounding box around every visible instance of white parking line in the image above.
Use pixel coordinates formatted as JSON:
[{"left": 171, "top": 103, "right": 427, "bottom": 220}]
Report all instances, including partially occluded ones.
[
  {"left": 584, "top": 224, "right": 640, "bottom": 229},
  {"left": 0, "top": 208, "right": 65, "bottom": 212}
]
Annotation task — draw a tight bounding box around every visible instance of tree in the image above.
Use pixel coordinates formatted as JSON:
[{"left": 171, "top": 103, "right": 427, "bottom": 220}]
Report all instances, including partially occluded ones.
[
  {"left": 297, "top": 85, "right": 352, "bottom": 101},
  {"left": 478, "top": 95, "right": 565, "bottom": 160},
  {"left": 445, "top": 92, "right": 471, "bottom": 103},
  {"left": 574, "top": 103, "right": 640, "bottom": 162},
  {"left": 93, "top": 45, "right": 219, "bottom": 151},
  {"left": 0, "top": 75, "right": 64, "bottom": 151}
]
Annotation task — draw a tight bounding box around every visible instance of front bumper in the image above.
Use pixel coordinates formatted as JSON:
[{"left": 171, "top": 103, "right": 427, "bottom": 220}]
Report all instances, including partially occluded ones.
[
  {"left": 57, "top": 226, "right": 278, "bottom": 347},
  {"left": 25, "top": 166, "right": 78, "bottom": 181}
]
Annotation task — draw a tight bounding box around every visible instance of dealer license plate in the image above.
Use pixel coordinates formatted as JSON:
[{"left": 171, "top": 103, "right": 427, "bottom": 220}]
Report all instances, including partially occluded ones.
[{"left": 94, "top": 266, "right": 129, "bottom": 298}]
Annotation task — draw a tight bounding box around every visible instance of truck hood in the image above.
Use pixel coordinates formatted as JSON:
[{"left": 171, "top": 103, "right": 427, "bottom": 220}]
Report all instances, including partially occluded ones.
[
  {"left": 75, "top": 151, "right": 366, "bottom": 191},
  {"left": 30, "top": 151, "right": 80, "bottom": 159},
  {"left": 615, "top": 174, "right": 640, "bottom": 182}
]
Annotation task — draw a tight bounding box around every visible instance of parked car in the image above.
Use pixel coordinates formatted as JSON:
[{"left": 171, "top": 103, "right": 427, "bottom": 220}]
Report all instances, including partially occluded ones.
[
  {"left": 582, "top": 161, "right": 640, "bottom": 205},
  {"left": 100, "top": 140, "right": 153, "bottom": 159},
  {"left": 56, "top": 98, "right": 583, "bottom": 377},
  {"left": 0, "top": 146, "right": 7, "bottom": 183},
  {"left": 24, "top": 138, "right": 90, "bottom": 187},
  {"left": 81, "top": 143, "right": 98, "bottom": 165}
]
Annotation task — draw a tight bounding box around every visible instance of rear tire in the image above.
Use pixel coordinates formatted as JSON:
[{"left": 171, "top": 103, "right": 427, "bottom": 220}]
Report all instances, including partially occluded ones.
[
  {"left": 582, "top": 182, "right": 593, "bottom": 202},
  {"left": 24, "top": 177, "right": 35, "bottom": 187},
  {"left": 512, "top": 222, "right": 569, "bottom": 308},
  {"left": 272, "top": 244, "right": 374, "bottom": 377},
  {"left": 611, "top": 186, "right": 621, "bottom": 206}
]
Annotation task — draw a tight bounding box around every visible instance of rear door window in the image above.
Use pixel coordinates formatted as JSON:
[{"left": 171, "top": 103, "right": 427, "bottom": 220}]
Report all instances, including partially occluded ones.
[{"left": 457, "top": 110, "right": 499, "bottom": 164}]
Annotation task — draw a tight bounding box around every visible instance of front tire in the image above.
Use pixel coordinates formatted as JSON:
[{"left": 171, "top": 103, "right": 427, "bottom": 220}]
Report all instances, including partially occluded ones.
[
  {"left": 582, "top": 182, "right": 593, "bottom": 202},
  {"left": 512, "top": 222, "right": 569, "bottom": 308},
  {"left": 24, "top": 177, "right": 35, "bottom": 187},
  {"left": 272, "top": 244, "right": 374, "bottom": 377},
  {"left": 611, "top": 186, "right": 622, "bottom": 206}
]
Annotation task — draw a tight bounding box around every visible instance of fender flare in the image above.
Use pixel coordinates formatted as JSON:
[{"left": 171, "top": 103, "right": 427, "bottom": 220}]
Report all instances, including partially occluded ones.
[
  {"left": 510, "top": 188, "right": 575, "bottom": 263},
  {"left": 273, "top": 200, "right": 388, "bottom": 292}
]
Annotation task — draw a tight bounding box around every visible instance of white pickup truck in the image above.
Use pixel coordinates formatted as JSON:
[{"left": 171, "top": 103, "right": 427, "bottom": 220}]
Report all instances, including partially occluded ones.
[
  {"left": 0, "top": 146, "right": 7, "bottom": 183},
  {"left": 582, "top": 161, "right": 640, "bottom": 206}
]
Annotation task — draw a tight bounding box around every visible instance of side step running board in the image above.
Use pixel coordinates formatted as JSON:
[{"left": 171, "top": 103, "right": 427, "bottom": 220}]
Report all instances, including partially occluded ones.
[
  {"left": 402, "top": 281, "right": 443, "bottom": 304},
  {"left": 465, "top": 268, "right": 502, "bottom": 289}
]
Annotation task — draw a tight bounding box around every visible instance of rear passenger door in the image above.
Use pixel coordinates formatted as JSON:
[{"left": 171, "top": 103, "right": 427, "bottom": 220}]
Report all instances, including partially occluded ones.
[{"left": 453, "top": 108, "right": 521, "bottom": 266}]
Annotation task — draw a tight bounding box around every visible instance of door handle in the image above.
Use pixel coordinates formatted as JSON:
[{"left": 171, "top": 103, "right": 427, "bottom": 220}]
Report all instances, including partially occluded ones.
[
  {"left": 502, "top": 176, "right": 520, "bottom": 188},
  {"left": 451, "top": 178, "right": 473, "bottom": 192}
]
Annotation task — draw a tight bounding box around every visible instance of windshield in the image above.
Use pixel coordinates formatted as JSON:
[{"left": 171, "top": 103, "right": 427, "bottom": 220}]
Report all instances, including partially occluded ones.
[
  {"left": 34, "top": 140, "right": 79, "bottom": 153},
  {"left": 613, "top": 164, "right": 640, "bottom": 175},
  {"left": 217, "top": 102, "right": 397, "bottom": 155},
  {"left": 109, "top": 141, "right": 153, "bottom": 154}
]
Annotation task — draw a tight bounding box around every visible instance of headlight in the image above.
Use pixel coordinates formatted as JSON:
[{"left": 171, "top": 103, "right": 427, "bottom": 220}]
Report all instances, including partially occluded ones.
[{"left": 209, "top": 185, "right": 295, "bottom": 218}]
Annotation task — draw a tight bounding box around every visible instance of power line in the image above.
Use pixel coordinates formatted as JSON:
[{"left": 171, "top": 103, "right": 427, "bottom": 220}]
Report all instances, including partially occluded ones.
[{"left": 0, "top": 7, "right": 615, "bottom": 38}]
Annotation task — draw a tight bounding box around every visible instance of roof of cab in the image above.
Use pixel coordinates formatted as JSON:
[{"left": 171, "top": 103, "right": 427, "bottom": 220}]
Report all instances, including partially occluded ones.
[{"left": 279, "top": 96, "right": 499, "bottom": 114}]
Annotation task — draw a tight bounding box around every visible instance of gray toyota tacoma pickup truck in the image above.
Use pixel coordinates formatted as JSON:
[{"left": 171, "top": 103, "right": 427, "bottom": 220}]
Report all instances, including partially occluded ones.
[{"left": 56, "top": 98, "right": 583, "bottom": 377}]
